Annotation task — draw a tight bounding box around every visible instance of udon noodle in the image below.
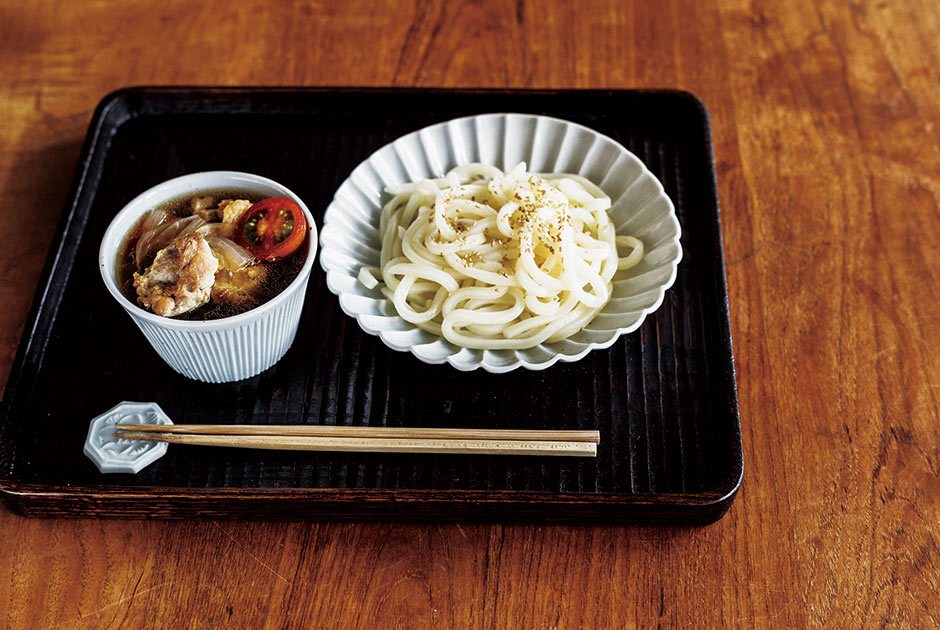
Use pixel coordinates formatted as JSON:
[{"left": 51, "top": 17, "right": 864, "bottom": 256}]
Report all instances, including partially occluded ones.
[{"left": 358, "top": 163, "right": 644, "bottom": 350}]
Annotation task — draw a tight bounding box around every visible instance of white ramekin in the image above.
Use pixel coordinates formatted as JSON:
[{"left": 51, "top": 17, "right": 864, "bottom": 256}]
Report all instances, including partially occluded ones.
[{"left": 99, "top": 171, "right": 317, "bottom": 383}]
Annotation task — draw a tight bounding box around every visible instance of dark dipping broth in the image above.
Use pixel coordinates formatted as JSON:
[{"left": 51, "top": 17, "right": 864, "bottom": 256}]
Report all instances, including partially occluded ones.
[{"left": 116, "top": 189, "right": 308, "bottom": 321}]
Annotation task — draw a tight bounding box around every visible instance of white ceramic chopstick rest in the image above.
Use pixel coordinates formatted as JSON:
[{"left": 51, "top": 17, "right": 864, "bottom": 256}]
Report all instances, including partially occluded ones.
[{"left": 84, "top": 401, "right": 174, "bottom": 473}]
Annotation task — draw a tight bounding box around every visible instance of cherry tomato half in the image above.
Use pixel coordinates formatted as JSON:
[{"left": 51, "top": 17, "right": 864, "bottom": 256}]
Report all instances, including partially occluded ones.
[{"left": 235, "top": 197, "right": 308, "bottom": 261}]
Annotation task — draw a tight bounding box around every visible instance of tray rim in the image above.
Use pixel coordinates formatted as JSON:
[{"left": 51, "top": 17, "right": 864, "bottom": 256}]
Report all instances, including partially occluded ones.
[
  {"left": 0, "top": 481, "right": 740, "bottom": 524},
  {"left": 0, "top": 86, "right": 743, "bottom": 523}
]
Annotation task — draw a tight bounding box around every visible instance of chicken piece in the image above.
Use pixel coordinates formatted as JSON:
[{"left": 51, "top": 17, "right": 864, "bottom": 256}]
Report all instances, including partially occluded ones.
[
  {"left": 219, "top": 199, "right": 253, "bottom": 225},
  {"left": 133, "top": 233, "right": 220, "bottom": 317},
  {"left": 194, "top": 207, "right": 222, "bottom": 222},
  {"left": 190, "top": 195, "right": 216, "bottom": 212},
  {"left": 211, "top": 264, "right": 268, "bottom": 305},
  {"left": 208, "top": 199, "right": 253, "bottom": 239},
  {"left": 188, "top": 196, "right": 223, "bottom": 222}
]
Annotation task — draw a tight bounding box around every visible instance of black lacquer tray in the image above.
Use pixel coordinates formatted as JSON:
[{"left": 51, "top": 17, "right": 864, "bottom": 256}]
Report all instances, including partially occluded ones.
[{"left": 0, "top": 88, "right": 742, "bottom": 523}]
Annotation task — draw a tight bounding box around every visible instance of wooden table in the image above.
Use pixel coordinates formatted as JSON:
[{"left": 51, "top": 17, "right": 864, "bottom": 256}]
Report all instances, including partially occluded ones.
[{"left": 1, "top": 1, "right": 937, "bottom": 627}]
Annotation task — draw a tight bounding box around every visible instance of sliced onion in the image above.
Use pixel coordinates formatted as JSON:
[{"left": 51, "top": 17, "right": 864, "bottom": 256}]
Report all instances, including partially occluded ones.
[
  {"left": 195, "top": 223, "right": 226, "bottom": 237},
  {"left": 135, "top": 215, "right": 205, "bottom": 268},
  {"left": 140, "top": 208, "right": 170, "bottom": 233},
  {"left": 176, "top": 215, "right": 206, "bottom": 237},
  {"left": 136, "top": 222, "right": 174, "bottom": 267},
  {"left": 206, "top": 235, "right": 254, "bottom": 271}
]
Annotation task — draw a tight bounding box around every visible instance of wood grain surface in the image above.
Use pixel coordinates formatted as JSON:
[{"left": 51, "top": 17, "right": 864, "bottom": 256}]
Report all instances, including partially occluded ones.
[{"left": 1, "top": 0, "right": 938, "bottom": 628}]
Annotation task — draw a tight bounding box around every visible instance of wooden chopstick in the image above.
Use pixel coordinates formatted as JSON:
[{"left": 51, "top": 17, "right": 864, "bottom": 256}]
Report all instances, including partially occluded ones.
[
  {"left": 113, "top": 431, "right": 596, "bottom": 457},
  {"left": 113, "top": 425, "right": 599, "bottom": 457},
  {"left": 116, "top": 424, "right": 599, "bottom": 443}
]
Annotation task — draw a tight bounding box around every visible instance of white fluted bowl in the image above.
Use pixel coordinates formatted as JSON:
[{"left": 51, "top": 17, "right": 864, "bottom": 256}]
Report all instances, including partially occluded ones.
[
  {"left": 99, "top": 171, "right": 317, "bottom": 383},
  {"left": 320, "top": 114, "right": 681, "bottom": 373}
]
